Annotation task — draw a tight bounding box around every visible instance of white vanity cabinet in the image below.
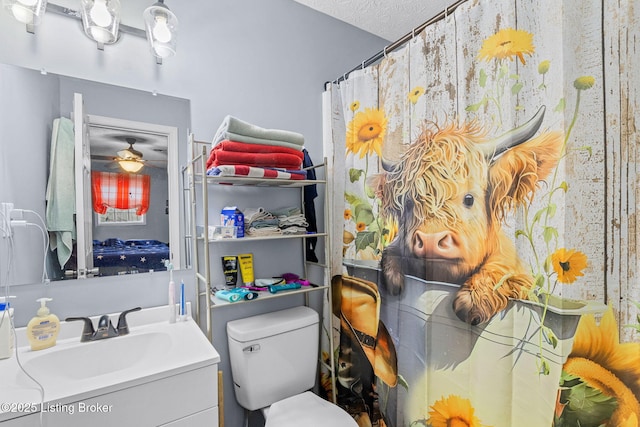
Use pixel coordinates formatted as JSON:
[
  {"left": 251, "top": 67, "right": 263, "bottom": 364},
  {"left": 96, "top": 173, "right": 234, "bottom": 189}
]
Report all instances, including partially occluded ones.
[
  {"left": 0, "top": 305, "right": 220, "bottom": 427},
  {"left": 3, "top": 366, "right": 218, "bottom": 427}
]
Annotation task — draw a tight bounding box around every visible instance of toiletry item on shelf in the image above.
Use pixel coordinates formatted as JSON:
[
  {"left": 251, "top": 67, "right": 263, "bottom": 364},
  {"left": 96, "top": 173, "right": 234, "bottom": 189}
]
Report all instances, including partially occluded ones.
[
  {"left": 238, "top": 253, "right": 254, "bottom": 286},
  {"left": 215, "top": 290, "right": 241, "bottom": 303},
  {"left": 215, "top": 287, "right": 259, "bottom": 303},
  {"left": 254, "top": 278, "right": 284, "bottom": 287},
  {"left": 166, "top": 262, "right": 176, "bottom": 324},
  {"left": 0, "top": 296, "right": 15, "bottom": 360},
  {"left": 221, "top": 256, "right": 238, "bottom": 288},
  {"left": 242, "top": 285, "right": 270, "bottom": 292},
  {"left": 179, "top": 280, "right": 187, "bottom": 321},
  {"left": 221, "top": 206, "right": 245, "bottom": 238},
  {"left": 26, "top": 298, "right": 60, "bottom": 351},
  {"left": 268, "top": 282, "right": 302, "bottom": 294},
  {"left": 279, "top": 273, "right": 312, "bottom": 286},
  {"left": 208, "top": 225, "right": 237, "bottom": 240},
  {"left": 230, "top": 287, "right": 258, "bottom": 301}
]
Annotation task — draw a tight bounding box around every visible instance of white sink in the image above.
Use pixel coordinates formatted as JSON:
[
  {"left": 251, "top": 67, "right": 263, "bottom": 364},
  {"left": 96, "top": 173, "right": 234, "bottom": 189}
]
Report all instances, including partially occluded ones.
[
  {"left": 18, "top": 330, "right": 172, "bottom": 383},
  {"left": 0, "top": 304, "right": 220, "bottom": 426}
]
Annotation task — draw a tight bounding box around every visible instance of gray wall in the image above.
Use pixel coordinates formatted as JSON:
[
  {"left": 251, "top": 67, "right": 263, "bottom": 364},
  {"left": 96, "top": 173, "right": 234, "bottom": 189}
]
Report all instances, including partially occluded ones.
[{"left": 0, "top": 1, "right": 388, "bottom": 426}]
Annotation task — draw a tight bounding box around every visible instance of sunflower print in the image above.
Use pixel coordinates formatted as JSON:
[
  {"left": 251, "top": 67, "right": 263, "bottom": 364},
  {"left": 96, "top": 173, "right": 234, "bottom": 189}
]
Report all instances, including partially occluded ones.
[
  {"left": 551, "top": 248, "right": 588, "bottom": 283},
  {"left": 346, "top": 107, "right": 387, "bottom": 158},
  {"left": 427, "top": 395, "right": 491, "bottom": 427},
  {"left": 562, "top": 306, "right": 640, "bottom": 425},
  {"left": 478, "top": 28, "right": 535, "bottom": 65},
  {"left": 408, "top": 86, "right": 425, "bottom": 104}
]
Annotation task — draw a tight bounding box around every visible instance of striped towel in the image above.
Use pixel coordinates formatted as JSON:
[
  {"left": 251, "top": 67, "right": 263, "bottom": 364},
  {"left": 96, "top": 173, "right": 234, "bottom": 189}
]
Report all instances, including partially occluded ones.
[{"left": 207, "top": 165, "right": 306, "bottom": 180}]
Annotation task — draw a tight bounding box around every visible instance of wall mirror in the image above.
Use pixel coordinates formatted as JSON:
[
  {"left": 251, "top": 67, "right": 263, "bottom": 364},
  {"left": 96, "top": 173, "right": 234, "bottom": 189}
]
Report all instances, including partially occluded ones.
[{"left": 0, "top": 62, "right": 191, "bottom": 285}]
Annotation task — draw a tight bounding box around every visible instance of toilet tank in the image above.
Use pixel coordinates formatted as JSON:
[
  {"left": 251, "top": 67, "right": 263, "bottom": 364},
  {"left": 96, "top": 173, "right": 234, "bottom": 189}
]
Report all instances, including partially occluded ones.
[{"left": 227, "top": 306, "right": 319, "bottom": 411}]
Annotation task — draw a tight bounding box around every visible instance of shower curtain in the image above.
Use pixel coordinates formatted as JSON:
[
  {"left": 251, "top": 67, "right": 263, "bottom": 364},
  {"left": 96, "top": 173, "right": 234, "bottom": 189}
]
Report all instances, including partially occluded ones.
[{"left": 321, "top": 1, "right": 640, "bottom": 426}]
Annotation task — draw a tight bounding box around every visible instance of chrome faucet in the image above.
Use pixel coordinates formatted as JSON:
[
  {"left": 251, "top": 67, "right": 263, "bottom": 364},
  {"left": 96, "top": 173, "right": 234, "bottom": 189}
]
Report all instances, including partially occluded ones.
[{"left": 66, "top": 307, "right": 142, "bottom": 342}]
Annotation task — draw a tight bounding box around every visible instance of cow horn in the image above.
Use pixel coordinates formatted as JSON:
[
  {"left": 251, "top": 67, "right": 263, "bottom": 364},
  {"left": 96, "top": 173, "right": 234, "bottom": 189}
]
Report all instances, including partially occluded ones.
[{"left": 481, "top": 105, "right": 546, "bottom": 159}]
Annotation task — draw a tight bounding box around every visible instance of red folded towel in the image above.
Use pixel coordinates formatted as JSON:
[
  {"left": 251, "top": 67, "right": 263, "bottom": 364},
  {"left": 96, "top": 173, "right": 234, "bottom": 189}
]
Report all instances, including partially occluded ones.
[
  {"left": 215, "top": 140, "right": 304, "bottom": 159},
  {"left": 207, "top": 148, "right": 302, "bottom": 170},
  {"left": 206, "top": 140, "right": 304, "bottom": 170}
]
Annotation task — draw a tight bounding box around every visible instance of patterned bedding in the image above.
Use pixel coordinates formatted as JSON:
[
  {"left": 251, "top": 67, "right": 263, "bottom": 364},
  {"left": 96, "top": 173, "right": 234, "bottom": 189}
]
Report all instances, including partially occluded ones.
[{"left": 93, "top": 238, "right": 169, "bottom": 275}]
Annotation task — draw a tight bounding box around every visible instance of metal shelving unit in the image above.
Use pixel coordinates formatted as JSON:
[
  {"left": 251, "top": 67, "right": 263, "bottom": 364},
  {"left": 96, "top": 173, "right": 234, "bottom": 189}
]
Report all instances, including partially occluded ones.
[{"left": 187, "top": 134, "right": 332, "bottom": 338}]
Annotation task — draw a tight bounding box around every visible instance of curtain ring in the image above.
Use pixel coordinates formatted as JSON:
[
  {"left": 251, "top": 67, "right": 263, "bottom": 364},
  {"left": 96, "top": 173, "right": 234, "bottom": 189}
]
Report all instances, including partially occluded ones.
[
  {"left": 383, "top": 46, "right": 387, "bottom": 58},
  {"left": 362, "top": 60, "right": 366, "bottom": 70},
  {"left": 412, "top": 28, "right": 416, "bottom": 39},
  {"left": 445, "top": 6, "right": 449, "bottom": 17}
]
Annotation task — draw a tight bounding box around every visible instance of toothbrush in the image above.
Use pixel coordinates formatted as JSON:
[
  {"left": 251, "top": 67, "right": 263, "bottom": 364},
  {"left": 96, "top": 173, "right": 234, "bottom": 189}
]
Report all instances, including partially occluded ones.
[{"left": 180, "top": 280, "right": 186, "bottom": 320}]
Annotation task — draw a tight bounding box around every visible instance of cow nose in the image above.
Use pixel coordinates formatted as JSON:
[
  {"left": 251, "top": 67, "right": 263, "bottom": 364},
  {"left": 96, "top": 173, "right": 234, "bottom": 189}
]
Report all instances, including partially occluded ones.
[{"left": 412, "top": 230, "right": 460, "bottom": 258}]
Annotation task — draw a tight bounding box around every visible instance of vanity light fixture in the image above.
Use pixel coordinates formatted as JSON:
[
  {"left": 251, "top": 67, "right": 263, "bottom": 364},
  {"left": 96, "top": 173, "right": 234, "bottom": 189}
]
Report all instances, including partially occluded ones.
[
  {"left": 117, "top": 159, "right": 144, "bottom": 173},
  {"left": 80, "top": 0, "right": 120, "bottom": 48},
  {"left": 143, "top": 0, "right": 178, "bottom": 63},
  {"left": 2, "top": 0, "right": 47, "bottom": 33},
  {"left": 3, "top": 0, "right": 178, "bottom": 63}
]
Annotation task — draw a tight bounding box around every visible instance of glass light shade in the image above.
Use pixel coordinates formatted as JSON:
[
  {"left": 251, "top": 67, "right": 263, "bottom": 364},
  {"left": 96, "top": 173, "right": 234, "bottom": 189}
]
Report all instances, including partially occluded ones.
[
  {"left": 80, "top": 0, "right": 120, "bottom": 45},
  {"left": 3, "top": 0, "right": 47, "bottom": 25},
  {"left": 143, "top": 1, "right": 178, "bottom": 59},
  {"left": 118, "top": 160, "right": 144, "bottom": 173}
]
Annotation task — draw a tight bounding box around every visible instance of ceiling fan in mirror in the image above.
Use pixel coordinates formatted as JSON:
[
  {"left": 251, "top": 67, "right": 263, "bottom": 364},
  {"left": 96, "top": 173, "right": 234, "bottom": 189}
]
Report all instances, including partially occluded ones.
[
  {"left": 91, "top": 135, "right": 165, "bottom": 173},
  {"left": 115, "top": 137, "right": 147, "bottom": 172}
]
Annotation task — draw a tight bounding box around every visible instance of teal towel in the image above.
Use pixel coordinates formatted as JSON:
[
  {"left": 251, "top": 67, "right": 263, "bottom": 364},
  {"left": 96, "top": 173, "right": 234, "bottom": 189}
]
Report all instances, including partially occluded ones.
[
  {"left": 212, "top": 115, "right": 305, "bottom": 147},
  {"left": 45, "top": 117, "right": 76, "bottom": 270}
]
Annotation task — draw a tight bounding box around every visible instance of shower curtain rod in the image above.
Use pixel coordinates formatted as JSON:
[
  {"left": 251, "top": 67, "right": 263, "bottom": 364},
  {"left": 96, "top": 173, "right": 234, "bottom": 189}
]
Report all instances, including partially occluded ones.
[{"left": 328, "top": 0, "right": 469, "bottom": 87}]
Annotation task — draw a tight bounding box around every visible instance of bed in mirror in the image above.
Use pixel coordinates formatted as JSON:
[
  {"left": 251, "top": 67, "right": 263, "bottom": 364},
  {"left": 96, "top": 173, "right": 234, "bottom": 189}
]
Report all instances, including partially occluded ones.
[{"left": 0, "top": 62, "right": 191, "bottom": 285}]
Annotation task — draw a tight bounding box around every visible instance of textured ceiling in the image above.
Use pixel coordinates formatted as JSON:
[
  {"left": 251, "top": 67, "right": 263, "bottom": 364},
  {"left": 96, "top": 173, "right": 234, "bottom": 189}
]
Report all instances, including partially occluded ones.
[{"left": 293, "top": 0, "right": 457, "bottom": 41}]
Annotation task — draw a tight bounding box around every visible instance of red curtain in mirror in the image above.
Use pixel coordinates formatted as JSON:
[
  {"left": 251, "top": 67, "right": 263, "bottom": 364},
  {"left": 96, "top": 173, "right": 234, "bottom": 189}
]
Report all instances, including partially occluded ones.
[{"left": 91, "top": 171, "right": 151, "bottom": 215}]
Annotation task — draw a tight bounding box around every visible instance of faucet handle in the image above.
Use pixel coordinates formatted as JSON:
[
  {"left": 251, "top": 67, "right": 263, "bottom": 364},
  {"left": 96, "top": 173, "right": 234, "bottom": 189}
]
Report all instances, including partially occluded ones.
[
  {"left": 116, "top": 307, "right": 142, "bottom": 336},
  {"left": 65, "top": 317, "right": 95, "bottom": 342}
]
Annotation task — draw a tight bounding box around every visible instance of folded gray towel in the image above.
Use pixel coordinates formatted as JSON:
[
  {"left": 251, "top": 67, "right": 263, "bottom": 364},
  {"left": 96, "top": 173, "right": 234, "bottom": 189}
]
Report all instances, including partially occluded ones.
[{"left": 213, "top": 115, "right": 304, "bottom": 147}]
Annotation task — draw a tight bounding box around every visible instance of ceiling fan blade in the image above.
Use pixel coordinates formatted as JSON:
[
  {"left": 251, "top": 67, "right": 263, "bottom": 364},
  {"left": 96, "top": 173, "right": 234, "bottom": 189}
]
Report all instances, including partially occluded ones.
[{"left": 91, "top": 154, "right": 117, "bottom": 161}]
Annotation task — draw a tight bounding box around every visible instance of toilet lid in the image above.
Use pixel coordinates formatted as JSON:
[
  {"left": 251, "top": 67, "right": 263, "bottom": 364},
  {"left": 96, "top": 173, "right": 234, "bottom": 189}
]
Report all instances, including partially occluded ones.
[{"left": 265, "top": 391, "right": 357, "bottom": 427}]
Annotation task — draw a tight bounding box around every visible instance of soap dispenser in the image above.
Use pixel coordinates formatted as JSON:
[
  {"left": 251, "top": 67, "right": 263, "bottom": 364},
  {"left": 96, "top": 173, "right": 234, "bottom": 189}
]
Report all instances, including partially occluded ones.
[
  {"left": 0, "top": 296, "right": 15, "bottom": 360},
  {"left": 26, "top": 298, "right": 60, "bottom": 351}
]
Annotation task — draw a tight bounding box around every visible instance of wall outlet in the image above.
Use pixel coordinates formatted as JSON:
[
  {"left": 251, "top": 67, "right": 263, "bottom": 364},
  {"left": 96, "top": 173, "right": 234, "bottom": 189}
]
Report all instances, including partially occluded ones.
[{"left": 0, "top": 202, "right": 14, "bottom": 237}]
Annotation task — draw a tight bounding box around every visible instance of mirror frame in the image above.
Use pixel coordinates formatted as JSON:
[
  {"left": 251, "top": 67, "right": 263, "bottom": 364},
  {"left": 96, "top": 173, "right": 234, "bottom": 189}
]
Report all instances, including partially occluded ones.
[{"left": 86, "top": 114, "right": 181, "bottom": 271}]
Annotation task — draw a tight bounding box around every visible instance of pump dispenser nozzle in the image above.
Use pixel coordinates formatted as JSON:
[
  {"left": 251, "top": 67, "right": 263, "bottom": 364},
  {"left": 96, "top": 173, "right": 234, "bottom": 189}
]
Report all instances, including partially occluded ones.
[{"left": 36, "top": 297, "right": 53, "bottom": 317}]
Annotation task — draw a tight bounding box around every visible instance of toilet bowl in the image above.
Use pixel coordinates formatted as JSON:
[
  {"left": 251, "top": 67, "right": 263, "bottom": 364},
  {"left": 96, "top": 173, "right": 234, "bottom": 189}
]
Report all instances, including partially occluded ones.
[
  {"left": 264, "top": 391, "right": 356, "bottom": 427},
  {"left": 227, "top": 306, "right": 357, "bottom": 426}
]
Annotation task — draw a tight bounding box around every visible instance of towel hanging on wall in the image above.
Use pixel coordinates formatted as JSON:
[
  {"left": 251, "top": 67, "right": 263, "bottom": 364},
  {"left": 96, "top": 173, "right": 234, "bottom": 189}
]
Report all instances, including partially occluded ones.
[{"left": 45, "top": 117, "right": 76, "bottom": 270}]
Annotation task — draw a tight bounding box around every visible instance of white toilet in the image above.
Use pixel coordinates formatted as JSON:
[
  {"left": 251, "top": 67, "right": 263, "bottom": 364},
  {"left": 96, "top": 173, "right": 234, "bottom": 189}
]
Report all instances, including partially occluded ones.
[{"left": 227, "top": 306, "right": 357, "bottom": 427}]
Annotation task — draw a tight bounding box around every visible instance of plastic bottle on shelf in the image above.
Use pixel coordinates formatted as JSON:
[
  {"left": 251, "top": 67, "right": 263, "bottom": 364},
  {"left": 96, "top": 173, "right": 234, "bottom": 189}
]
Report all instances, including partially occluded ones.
[{"left": 0, "top": 296, "right": 15, "bottom": 359}]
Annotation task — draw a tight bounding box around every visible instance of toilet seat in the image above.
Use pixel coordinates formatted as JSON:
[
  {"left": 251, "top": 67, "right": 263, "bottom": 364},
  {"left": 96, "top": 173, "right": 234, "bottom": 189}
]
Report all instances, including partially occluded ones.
[{"left": 264, "top": 391, "right": 357, "bottom": 427}]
